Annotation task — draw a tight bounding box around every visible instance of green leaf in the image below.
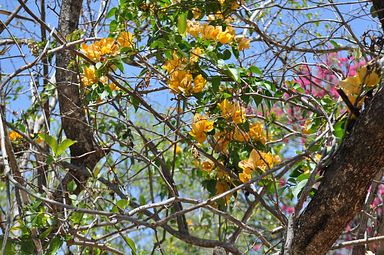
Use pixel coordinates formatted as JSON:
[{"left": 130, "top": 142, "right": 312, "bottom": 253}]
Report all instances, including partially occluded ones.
[
  {"left": 371, "top": 6, "right": 378, "bottom": 18},
  {"left": 329, "top": 40, "right": 340, "bottom": 49},
  {"left": 106, "top": 7, "right": 117, "bottom": 19},
  {"left": 139, "top": 194, "right": 146, "bottom": 205},
  {"left": 45, "top": 236, "right": 63, "bottom": 255},
  {"left": 292, "top": 179, "right": 308, "bottom": 198},
  {"left": 95, "top": 62, "right": 103, "bottom": 70},
  {"left": 211, "top": 76, "right": 221, "bottom": 92},
  {"left": 227, "top": 67, "right": 240, "bottom": 82},
  {"left": 177, "top": 12, "right": 188, "bottom": 35},
  {"left": 124, "top": 236, "right": 137, "bottom": 255},
  {"left": 56, "top": 139, "right": 76, "bottom": 157},
  {"left": 111, "top": 205, "right": 119, "bottom": 213},
  {"left": 249, "top": 66, "right": 262, "bottom": 76},
  {"left": 67, "top": 180, "right": 77, "bottom": 192},
  {"left": 334, "top": 118, "right": 346, "bottom": 140},
  {"left": 222, "top": 49, "right": 231, "bottom": 60},
  {"left": 110, "top": 20, "right": 118, "bottom": 33},
  {"left": 39, "top": 227, "right": 53, "bottom": 239},
  {"left": 130, "top": 95, "right": 140, "bottom": 111},
  {"left": 114, "top": 60, "right": 124, "bottom": 73},
  {"left": 38, "top": 134, "right": 58, "bottom": 155},
  {"left": 116, "top": 199, "right": 129, "bottom": 209}
]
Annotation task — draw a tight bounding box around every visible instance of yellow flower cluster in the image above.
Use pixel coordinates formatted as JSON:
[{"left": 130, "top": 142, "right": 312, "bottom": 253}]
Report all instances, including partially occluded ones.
[
  {"left": 163, "top": 52, "right": 207, "bottom": 95},
  {"left": 187, "top": 21, "right": 250, "bottom": 50},
  {"left": 236, "top": 37, "right": 250, "bottom": 51},
  {"left": 201, "top": 160, "right": 215, "bottom": 172},
  {"left": 189, "top": 114, "right": 214, "bottom": 144},
  {"left": 218, "top": 99, "right": 246, "bottom": 124},
  {"left": 215, "top": 181, "right": 232, "bottom": 204},
  {"left": 81, "top": 65, "right": 118, "bottom": 90},
  {"left": 81, "top": 32, "right": 134, "bottom": 62},
  {"left": 213, "top": 122, "right": 266, "bottom": 153},
  {"left": 238, "top": 149, "right": 280, "bottom": 183},
  {"left": 233, "top": 122, "right": 266, "bottom": 143},
  {"left": 339, "top": 64, "right": 381, "bottom": 109},
  {"left": 187, "top": 21, "right": 235, "bottom": 44},
  {"left": 216, "top": 0, "right": 244, "bottom": 9},
  {"left": 9, "top": 131, "right": 22, "bottom": 141}
]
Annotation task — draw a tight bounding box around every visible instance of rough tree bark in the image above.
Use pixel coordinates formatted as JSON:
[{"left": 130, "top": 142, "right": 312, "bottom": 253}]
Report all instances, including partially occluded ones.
[
  {"left": 55, "top": 0, "right": 103, "bottom": 198},
  {"left": 287, "top": 3, "right": 384, "bottom": 254},
  {"left": 289, "top": 85, "right": 384, "bottom": 254}
]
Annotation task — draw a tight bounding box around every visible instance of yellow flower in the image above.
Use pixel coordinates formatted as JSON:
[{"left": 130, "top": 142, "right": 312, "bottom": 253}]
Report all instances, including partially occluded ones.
[
  {"left": 357, "top": 65, "right": 381, "bottom": 88},
  {"left": 190, "top": 47, "right": 202, "bottom": 63},
  {"left": 339, "top": 74, "right": 365, "bottom": 114},
  {"left": 217, "top": 27, "right": 235, "bottom": 44},
  {"left": 168, "top": 70, "right": 193, "bottom": 94},
  {"left": 97, "top": 38, "right": 119, "bottom": 56},
  {"left": 218, "top": 99, "right": 246, "bottom": 124},
  {"left": 233, "top": 128, "right": 249, "bottom": 142},
  {"left": 215, "top": 181, "right": 232, "bottom": 204},
  {"left": 193, "top": 74, "right": 206, "bottom": 93},
  {"left": 82, "top": 66, "right": 109, "bottom": 86},
  {"left": 239, "top": 172, "right": 251, "bottom": 183},
  {"left": 238, "top": 149, "right": 280, "bottom": 182},
  {"left": 249, "top": 122, "right": 266, "bottom": 143},
  {"left": 163, "top": 52, "right": 185, "bottom": 73},
  {"left": 302, "top": 119, "right": 312, "bottom": 135},
  {"left": 339, "top": 75, "right": 361, "bottom": 96},
  {"left": 187, "top": 20, "right": 201, "bottom": 37},
  {"left": 108, "top": 83, "right": 120, "bottom": 91},
  {"left": 192, "top": 8, "right": 201, "bottom": 19},
  {"left": 237, "top": 37, "right": 250, "bottom": 50},
  {"left": 99, "top": 76, "right": 109, "bottom": 84},
  {"left": 201, "top": 24, "right": 222, "bottom": 40},
  {"left": 189, "top": 114, "right": 214, "bottom": 143},
  {"left": 82, "top": 66, "right": 98, "bottom": 86},
  {"left": 9, "top": 131, "right": 22, "bottom": 141},
  {"left": 213, "top": 131, "right": 231, "bottom": 153},
  {"left": 201, "top": 160, "right": 215, "bottom": 172},
  {"left": 81, "top": 38, "right": 119, "bottom": 61},
  {"left": 170, "top": 143, "right": 182, "bottom": 154},
  {"left": 117, "top": 31, "right": 134, "bottom": 48},
  {"left": 81, "top": 43, "right": 101, "bottom": 62}
]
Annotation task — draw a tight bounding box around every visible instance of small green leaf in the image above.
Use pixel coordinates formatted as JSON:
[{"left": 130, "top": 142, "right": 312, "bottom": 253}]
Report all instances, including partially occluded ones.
[
  {"left": 177, "top": 12, "right": 188, "bottom": 35},
  {"left": 222, "top": 49, "right": 231, "bottom": 60},
  {"left": 329, "top": 40, "right": 340, "bottom": 49},
  {"left": 106, "top": 7, "right": 117, "bottom": 19},
  {"left": 124, "top": 236, "right": 137, "bottom": 255},
  {"left": 292, "top": 180, "right": 308, "bottom": 198},
  {"left": 227, "top": 67, "right": 240, "bottom": 82},
  {"left": 109, "top": 20, "right": 118, "bottom": 33},
  {"left": 249, "top": 66, "right": 262, "bottom": 76},
  {"left": 115, "top": 60, "right": 124, "bottom": 73},
  {"left": 371, "top": 6, "right": 378, "bottom": 18},
  {"left": 38, "top": 134, "right": 58, "bottom": 155},
  {"left": 67, "top": 180, "right": 77, "bottom": 192},
  {"left": 116, "top": 199, "right": 129, "bottom": 209},
  {"left": 130, "top": 95, "right": 140, "bottom": 111},
  {"left": 112, "top": 205, "right": 119, "bottom": 213},
  {"left": 211, "top": 76, "right": 221, "bottom": 92},
  {"left": 45, "top": 236, "right": 63, "bottom": 255},
  {"left": 56, "top": 139, "right": 76, "bottom": 157}
]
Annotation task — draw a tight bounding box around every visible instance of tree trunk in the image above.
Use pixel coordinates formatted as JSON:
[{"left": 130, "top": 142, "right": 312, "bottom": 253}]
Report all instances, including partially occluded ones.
[
  {"left": 289, "top": 85, "right": 384, "bottom": 254},
  {"left": 55, "top": 0, "right": 102, "bottom": 197}
]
